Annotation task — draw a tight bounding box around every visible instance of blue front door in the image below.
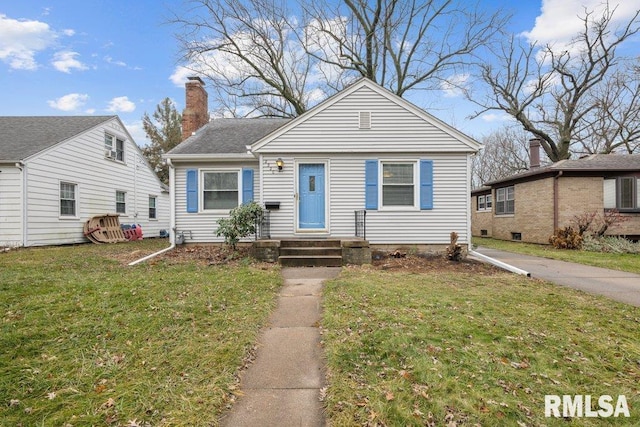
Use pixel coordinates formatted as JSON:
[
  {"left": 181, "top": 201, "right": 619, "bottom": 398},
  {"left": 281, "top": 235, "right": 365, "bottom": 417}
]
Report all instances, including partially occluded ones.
[{"left": 298, "top": 163, "right": 325, "bottom": 229}]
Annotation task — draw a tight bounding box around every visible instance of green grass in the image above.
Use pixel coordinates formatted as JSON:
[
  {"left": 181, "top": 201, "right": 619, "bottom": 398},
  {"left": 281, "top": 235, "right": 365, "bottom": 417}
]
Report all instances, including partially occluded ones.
[
  {"left": 0, "top": 240, "right": 281, "bottom": 426},
  {"left": 473, "top": 237, "right": 640, "bottom": 274},
  {"left": 322, "top": 267, "right": 640, "bottom": 426}
]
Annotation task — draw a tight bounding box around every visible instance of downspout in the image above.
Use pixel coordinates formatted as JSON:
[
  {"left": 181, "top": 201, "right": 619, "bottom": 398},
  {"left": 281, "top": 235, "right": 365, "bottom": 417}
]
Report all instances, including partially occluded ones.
[
  {"left": 553, "top": 171, "right": 563, "bottom": 231},
  {"left": 128, "top": 158, "right": 176, "bottom": 266},
  {"left": 466, "top": 153, "right": 473, "bottom": 250},
  {"left": 16, "top": 162, "right": 27, "bottom": 247},
  {"left": 468, "top": 250, "right": 530, "bottom": 277}
]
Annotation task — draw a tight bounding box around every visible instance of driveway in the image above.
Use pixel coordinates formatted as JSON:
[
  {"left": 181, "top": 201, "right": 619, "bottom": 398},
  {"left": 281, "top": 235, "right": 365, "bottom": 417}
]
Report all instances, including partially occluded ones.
[{"left": 473, "top": 247, "right": 640, "bottom": 307}]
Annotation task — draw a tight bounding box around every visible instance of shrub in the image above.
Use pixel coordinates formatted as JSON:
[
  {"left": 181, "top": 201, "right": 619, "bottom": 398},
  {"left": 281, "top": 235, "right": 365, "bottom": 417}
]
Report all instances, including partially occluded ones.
[
  {"left": 570, "top": 209, "right": 629, "bottom": 237},
  {"left": 215, "top": 202, "right": 264, "bottom": 250},
  {"left": 582, "top": 235, "right": 640, "bottom": 254},
  {"left": 549, "top": 226, "right": 583, "bottom": 249}
]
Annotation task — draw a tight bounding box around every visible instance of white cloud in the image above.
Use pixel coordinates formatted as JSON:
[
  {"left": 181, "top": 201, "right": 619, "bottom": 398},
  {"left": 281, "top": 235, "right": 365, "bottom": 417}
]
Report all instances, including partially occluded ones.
[
  {"left": 52, "top": 51, "right": 87, "bottom": 73},
  {"left": 104, "top": 55, "right": 127, "bottom": 67},
  {"left": 0, "top": 13, "right": 57, "bottom": 70},
  {"left": 480, "top": 112, "right": 514, "bottom": 123},
  {"left": 170, "top": 65, "right": 195, "bottom": 86},
  {"left": 124, "top": 120, "right": 147, "bottom": 146},
  {"left": 440, "top": 74, "right": 470, "bottom": 98},
  {"left": 107, "top": 96, "right": 136, "bottom": 113},
  {"left": 522, "top": 0, "right": 639, "bottom": 47},
  {"left": 47, "top": 93, "right": 89, "bottom": 111}
]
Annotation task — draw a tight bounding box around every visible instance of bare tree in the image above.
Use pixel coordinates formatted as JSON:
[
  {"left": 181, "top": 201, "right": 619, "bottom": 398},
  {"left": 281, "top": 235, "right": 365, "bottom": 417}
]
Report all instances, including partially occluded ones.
[
  {"left": 172, "top": 0, "right": 316, "bottom": 118},
  {"left": 472, "top": 126, "right": 537, "bottom": 188},
  {"left": 470, "top": 4, "right": 640, "bottom": 162},
  {"left": 302, "top": 0, "right": 508, "bottom": 96},
  {"left": 172, "top": 0, "right": 507, "bottom": 116},
  {"left": 578, "top": 60, "right": 640, "bottom": 154}
]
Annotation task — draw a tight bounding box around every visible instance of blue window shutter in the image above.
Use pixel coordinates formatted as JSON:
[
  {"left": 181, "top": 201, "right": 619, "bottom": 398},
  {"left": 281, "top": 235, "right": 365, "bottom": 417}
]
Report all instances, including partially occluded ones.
[
  {"left": 242, "top": 168, "right": 254, "bottom": 204},
  {"left": 365, "top": 160, "right": 378, "bottom": 210},
  {"left": 186, "top": 169, "right": 198, "bottom": 213},
  {"left": 420, "top": 160, "right": 434, "bottom": 210}
]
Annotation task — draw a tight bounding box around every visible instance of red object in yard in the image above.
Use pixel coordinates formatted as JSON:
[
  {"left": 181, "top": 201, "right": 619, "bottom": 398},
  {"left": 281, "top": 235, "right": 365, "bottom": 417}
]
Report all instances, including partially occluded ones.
[{"left": 122, "top": 224, "right": 143, "bottom": 241}]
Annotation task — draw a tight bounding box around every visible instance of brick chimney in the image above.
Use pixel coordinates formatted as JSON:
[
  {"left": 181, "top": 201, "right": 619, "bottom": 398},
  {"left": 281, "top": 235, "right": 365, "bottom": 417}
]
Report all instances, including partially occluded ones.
[
  {"left": 529, "top": 137, "right": 541, "bottom": 169},
  {"left": 181, "top": 76, "right": 209, "bottom": 141}
]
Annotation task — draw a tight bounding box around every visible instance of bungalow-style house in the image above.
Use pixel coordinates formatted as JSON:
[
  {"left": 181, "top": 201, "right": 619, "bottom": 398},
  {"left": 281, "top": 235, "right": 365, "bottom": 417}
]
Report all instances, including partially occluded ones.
[
  {"left": 0, "top": 116, "right": 170, "bottom": 247},
  {"left": 472, "top": 140, "right": 640, "bottom": 244},
  {"left": 165, "top": 77, "right": 480, "bottom": 261}
]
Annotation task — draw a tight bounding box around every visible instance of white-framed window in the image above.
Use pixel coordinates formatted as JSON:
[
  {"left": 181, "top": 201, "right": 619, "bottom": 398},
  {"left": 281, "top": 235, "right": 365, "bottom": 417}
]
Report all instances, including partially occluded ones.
[
  {"left": 149, "top": 196, "right": 157, "bottom": 219},
  {"left": 495, "top": 186, "right": 514, "bottom": 215},
  {"left": 381, "top": 161, "right": 417, "bottom": 208},
  {"left": 60, "top": 182, "right": 77, "bottom": 217},
  {"left": 202, "top": 170, "right": 240, "bottom": 210},
  {"left": 116, "top": 191, "right": 126, "bottom": 214},
  {"left": 604, "top": 177, "right": 640, "bottom": 211},
  {"left": 104, "top": 133, "right": 125, "bottom": 162},
  {"left": 477, "top": 194, "right": 493, "bottom": 211}
]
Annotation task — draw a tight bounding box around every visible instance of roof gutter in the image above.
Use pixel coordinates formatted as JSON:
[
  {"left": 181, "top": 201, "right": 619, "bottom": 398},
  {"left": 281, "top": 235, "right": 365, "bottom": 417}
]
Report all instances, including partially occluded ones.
[{"left": 164, "top": 153, "right": 256, "bottom": 162}]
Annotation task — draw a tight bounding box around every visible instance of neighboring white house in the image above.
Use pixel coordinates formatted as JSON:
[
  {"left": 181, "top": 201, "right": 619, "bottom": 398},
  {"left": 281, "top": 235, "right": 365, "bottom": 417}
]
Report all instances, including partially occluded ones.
[
  {"left": 0, "top": 116, "right": 170, "bottom": 247},
  {"left": 165, "top": 78, "right": 480, "bottom": 248}
]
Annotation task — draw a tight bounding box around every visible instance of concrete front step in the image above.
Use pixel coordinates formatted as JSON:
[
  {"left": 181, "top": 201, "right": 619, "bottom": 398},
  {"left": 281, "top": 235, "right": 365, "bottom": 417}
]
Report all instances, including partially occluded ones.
[
  {"left": 278, "top": 239, "right": 344, "bottom": 266},
  {"left": 280, "top": 239, "right": 341, "bottom": 248},
  {"left": 279, "top": 255, "right": 343, "bottom": 267},
  {"left": 279, "top": 247, "right": 342, "bottom": 257}
]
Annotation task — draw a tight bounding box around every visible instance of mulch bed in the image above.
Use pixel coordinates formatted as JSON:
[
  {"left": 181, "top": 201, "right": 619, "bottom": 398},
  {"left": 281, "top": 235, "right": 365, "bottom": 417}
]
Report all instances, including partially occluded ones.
[{"left": 120, "top": 244, "right": 502, "bottom": 275}]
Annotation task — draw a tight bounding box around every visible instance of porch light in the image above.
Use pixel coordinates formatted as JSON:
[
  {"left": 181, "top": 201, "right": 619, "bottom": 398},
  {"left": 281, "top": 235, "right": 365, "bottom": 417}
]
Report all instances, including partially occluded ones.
[{"left": 275, "top": 158, "right": 284, "bottom": 171}]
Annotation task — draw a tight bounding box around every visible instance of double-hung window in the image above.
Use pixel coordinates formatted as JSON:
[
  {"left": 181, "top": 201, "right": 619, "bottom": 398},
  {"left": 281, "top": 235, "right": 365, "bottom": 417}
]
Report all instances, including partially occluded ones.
[
  {"left": 495, "top": 186, "right": 514, "bottom": 215},
  {"left": 203, "top": 171, "right": 239, "bottom": 210},
  {"left": 104, "top": 133, "right": 125, "bottom": 161},
  {"left": 381, "top": 162, "right": 416, "bottom": 208},
  {"left": 604, "top": 177, "right": 640, "bottom": 211},
  {"left": 149, "top": 196, "right": 157, "bottom": 219},
  {"left": 477, "top": 194, "right": 493, "bottom": 211},
  {"left": 116, "top": 191, "right": 126, "bottom": 214},
  {"left": 60, "top": 182, "right": 77, "bottom": 217}
]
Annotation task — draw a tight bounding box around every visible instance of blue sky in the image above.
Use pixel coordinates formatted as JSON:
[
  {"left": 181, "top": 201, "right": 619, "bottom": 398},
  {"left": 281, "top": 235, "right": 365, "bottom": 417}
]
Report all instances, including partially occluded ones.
[{"left": 0, "top": 1, "right": 636, "bottom": 146}]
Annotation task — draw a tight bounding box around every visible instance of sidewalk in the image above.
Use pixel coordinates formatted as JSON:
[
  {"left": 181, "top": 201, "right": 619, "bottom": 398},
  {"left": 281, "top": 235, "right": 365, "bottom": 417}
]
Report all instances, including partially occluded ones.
[
  {"left": 473, "top": 247, "right": 640, "bottom": 307},
  {"left": 220, "top": 267, "right": 341, "bottom": 427}
]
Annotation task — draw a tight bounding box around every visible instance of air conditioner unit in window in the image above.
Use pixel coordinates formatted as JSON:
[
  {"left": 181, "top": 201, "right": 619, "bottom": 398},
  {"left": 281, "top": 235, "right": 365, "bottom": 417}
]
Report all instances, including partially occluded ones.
[{"left": 105, "top": 149, "right": 117, "bottom": 159}]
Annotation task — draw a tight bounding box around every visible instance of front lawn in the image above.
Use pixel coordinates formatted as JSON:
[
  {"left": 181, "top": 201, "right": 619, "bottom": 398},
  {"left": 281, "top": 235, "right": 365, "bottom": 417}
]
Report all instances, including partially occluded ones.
[
  {"left": 322, "top": 266, "right": 640, "bottom": 426},
  {"left": 473, "top": 237, "right": 640, "bottom": 274},
  {"left": 0, "top": 240, "right": 280, "bottom": 426}
]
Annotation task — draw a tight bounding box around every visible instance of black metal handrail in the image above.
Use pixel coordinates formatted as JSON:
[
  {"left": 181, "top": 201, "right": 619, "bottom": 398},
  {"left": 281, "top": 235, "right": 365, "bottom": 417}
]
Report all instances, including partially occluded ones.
[{"left": 355, "top": 210, "right": 366, "bottom": 239}]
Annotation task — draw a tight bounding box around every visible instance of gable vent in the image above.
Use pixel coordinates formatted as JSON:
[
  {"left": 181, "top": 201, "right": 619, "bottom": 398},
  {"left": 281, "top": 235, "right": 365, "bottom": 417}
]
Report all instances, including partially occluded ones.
[{"left": 359, "top": 111, "right": 371, "bottom": 129}]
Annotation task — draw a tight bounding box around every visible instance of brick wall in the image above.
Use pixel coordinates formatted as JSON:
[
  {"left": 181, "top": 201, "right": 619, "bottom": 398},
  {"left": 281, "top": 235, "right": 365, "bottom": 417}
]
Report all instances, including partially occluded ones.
[
  {"left": 492, "top": 178, "right": 555, "bottom": 244},
  {"left": 471, "top": 195, "right": 493, "bottom": 237},
  {"left": 557, "top": 176, "right": 603, "bottom": 228},
  {"left": 477, "top": 175, "right": 640, "bottom": 244}
]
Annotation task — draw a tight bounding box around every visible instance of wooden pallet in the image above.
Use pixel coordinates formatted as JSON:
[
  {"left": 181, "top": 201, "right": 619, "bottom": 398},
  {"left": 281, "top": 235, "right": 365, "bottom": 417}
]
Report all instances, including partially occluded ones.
[{"left": 83, "top": 214, "right": 127, "bottom": 243}]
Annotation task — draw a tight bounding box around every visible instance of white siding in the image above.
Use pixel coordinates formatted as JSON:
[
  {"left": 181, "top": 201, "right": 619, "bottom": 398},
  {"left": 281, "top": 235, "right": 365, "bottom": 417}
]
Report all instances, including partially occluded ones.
[
  {"left": 256, "top": 86, "right": 476, "bottom": 154},
  {"left": 174, "top": 161, "right": 259, "bottom": 244},
  {"left": 23, "top": 118, "right": 170, "bottom": 246},
  {"left": 0, "top": 165, "right": 23, "bottom": 246},
  {"left": 261, "top": 153, "right": 471, "bottom": 244}
]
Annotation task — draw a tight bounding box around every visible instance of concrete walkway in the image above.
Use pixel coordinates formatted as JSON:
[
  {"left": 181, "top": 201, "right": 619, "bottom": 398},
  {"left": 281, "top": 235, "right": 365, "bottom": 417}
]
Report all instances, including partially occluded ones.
[
  {"left": 473, "top": 247, "right": 640, "bottom": 307},
  {"left": 220, "top": 267, "right": 341, "bottom": 427}
]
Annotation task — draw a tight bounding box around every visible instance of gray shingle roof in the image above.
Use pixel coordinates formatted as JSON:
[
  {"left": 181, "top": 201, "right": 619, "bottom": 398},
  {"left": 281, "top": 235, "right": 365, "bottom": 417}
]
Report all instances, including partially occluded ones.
[
  {"left": 0, "top": 116, "right": 115, "bottom": 161},
  {"left": 485, "top": 154, "right": 640, "bottom": 186},
  {"left": 167, "top": 118, "right": 291, "bottom": 155}
]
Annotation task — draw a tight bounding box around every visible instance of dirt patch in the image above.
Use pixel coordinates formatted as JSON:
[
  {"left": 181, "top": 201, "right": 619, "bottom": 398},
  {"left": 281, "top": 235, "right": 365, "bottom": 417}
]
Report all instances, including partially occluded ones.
[
  {"left": 121, "top": 244, "right": 502, "bottom": 275},
  {"left": 370, "top": 251, "right": 502, "bottom": 275}
]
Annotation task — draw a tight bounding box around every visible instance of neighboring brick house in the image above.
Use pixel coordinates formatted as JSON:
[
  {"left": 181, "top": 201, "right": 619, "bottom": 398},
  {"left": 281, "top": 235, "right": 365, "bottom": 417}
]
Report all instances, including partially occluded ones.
[{"left": 471, "top": 145, "right": 640, "bottom": 244}]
